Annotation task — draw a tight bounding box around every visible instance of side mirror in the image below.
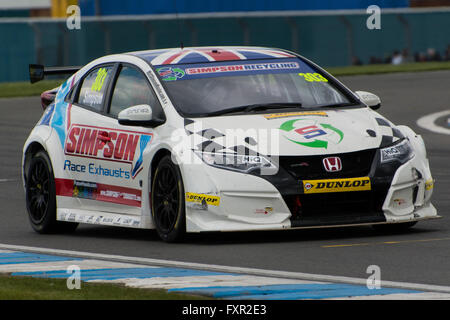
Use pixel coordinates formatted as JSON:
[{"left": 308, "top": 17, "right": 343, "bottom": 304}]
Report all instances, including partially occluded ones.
[
  {"left": 355, "top": 91, "right": 381, "bottom": 110},
  {"left": 118, "top": 104, "right": 164, "bottom": 127}
]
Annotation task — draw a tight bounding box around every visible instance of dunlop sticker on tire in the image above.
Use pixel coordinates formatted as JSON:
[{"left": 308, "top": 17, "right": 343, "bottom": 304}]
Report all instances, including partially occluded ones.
[
  {"left": 302, "top": 177, "right": 371, "bottom": 194},
  {"left": 185, "top": 192, "right": 220, "bottom": 206}
]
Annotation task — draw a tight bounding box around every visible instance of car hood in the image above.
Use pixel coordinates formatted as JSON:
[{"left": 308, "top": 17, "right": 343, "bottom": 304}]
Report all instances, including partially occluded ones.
[{"left": 184, "top": 108, "right": 403, "bottom": 156}]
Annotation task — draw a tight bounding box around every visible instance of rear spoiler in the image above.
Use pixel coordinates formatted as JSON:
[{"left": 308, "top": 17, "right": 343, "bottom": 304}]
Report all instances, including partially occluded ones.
[{"left": 29, "top": 64, "right": 81, "bottom": 84}]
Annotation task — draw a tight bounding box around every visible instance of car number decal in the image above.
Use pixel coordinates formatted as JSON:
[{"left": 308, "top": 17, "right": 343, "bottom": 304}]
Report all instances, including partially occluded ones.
[{"left": 298, "top": 72, "right": 328, "bottom": 82}]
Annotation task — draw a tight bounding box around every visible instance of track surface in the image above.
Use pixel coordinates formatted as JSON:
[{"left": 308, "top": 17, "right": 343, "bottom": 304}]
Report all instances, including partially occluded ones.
[{"left": 0, "top": 70, "right": 449, "bottom": 286}]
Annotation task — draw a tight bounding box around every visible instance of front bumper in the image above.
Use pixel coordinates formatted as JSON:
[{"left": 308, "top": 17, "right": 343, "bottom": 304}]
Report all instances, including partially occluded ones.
[{"left": 181, "top": 150, "right": 439, "bottom": 233}]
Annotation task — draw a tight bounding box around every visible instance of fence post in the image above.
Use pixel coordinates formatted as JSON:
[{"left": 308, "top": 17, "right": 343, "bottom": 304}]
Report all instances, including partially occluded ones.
[
  {"left": 286, "top": 17, "right": 299, "bottom": 52},
  {"left": 185, "top": 20, "right": 198, "bottom": 47},
  {"left": 57, "top": 22, "right": 70, "bottom": 66},
  {"left": 142, "top": 21, "right": 155, "bottom": 50},
  {"left": 29, "top": 22, "right": 43, "bottom": 65},
  {"left": 397, "top": 14, "right": 411, "bottom": 54},
  {"left": 99, "top": 22, "right": 111, "bottom": 54},
  {"left": 339, "top": 16, "right": 354, "bottom": 65},
  {"left": 237, "top": 18, "right": 250, "bottom": 46}
]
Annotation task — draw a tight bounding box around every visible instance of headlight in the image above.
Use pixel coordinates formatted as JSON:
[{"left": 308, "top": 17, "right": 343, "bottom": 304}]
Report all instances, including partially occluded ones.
[
  {"left": 380, "top": 139, "right": 413, "bottom": 164},
  {"left": 195, "top": 151, "right": 277, "bottom": 174}
]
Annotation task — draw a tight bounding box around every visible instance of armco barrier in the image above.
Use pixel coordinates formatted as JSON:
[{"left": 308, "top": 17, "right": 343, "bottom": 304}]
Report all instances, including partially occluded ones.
[{"left": 0, "top": 9, "right": 449, "bottom": 82}]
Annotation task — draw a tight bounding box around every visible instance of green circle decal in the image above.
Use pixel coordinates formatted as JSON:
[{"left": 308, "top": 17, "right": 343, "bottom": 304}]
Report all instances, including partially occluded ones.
[{"left": 279, "top": 118, "right": 344, "bottom": 149}]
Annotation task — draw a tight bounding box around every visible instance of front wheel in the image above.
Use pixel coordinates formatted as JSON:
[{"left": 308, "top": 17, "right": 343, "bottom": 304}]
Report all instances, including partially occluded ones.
[
  {"left": 151, "top": 155, "right": 186, "bottom": 242},
  {"left": 25, "top": 151, "right": 78, "bottom": 234}
]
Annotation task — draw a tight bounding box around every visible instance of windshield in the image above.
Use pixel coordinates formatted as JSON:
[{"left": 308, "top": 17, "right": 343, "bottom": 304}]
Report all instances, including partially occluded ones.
[{"left": 155, "top": 58, "right": 355, "bottom": 117}]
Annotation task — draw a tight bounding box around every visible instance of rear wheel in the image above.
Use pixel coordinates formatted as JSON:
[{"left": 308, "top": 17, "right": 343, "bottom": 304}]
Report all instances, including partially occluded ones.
[
  {"left": 25, "top": 151, "right": 78, "bottom": 234},
  {"left": 151, "top": 155, "right": 186, "bottom": 242}
]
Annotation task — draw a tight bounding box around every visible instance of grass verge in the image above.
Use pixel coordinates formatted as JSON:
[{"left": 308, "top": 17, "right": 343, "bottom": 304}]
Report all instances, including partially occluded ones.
[
  {"left": 1, "top": 61, "right": 450, "bottom": 99},
  {"left": 0, "top": 274, "right": 209, "bottom": 300},
  {"left": 326, "top": 61, "right": 450, "bottom": 76},
  {"left": 0, "top": 79, "right": 64, "bottom": 99}
]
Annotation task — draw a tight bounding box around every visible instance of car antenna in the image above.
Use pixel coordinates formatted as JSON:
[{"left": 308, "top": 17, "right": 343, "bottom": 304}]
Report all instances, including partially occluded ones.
[{"left": 173, "top": 0, "right": 184, "bottom": 50}]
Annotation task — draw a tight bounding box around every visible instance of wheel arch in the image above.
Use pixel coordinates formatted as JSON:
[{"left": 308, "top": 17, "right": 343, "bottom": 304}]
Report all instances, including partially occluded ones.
[
  {"left": 149, "top": 148, "right": 172, "bottom": 185},
  {"left": 23, "top": 142, "right": 47, "bottom": 186},
  {"left": 141, "top": 148, "right": 173, "bottom": 229}
]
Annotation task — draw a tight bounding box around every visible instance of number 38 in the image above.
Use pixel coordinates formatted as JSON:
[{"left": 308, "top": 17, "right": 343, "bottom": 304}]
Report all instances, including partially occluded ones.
[{"left": 298, "top": 73, "right": 328, "bottom": 82}]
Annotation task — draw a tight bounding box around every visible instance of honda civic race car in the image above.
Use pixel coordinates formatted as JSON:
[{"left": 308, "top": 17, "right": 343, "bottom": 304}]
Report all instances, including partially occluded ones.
[{"left": 23, "top": 46, "right": 439, "bottom": 242}]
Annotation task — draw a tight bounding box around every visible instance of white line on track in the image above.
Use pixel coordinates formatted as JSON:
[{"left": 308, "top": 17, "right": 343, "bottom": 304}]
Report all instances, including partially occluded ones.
[
  {"left": 1, "top": 243, "right": 450, "bottom": 294},
  {"left": 417, "top": 109, "right": 450, "bottom": 135}
]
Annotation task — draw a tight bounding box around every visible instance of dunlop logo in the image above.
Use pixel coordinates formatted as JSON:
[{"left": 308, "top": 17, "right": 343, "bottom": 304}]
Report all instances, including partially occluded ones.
[
  {"left": 302, "top": 177, "right": 371, "bottom": 194},
  {"left": 185, "top": 192, "right": 220, "bottom": 206},
  {"left": 425, "top": 179, "right": 434, "bottom": 191}
]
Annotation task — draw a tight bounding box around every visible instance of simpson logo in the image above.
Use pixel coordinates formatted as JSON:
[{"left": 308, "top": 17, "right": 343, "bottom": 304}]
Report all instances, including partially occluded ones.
[
  {"left": 302, "top": 177, "right": 371, "bottom": 194},
  {"left": 185, "top": 193, "right": 220, "bottom": 206},
  {"left": 64, "top": 124, "right": 152, "bottom": 178},
  {"left": 185, "top": 62, "right": 299, "bottom": 75}
]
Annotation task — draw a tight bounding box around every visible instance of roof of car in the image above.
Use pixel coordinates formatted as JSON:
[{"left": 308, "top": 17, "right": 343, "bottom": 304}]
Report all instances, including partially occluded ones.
[{"left": 129, "top": 46, "right": 296, "bottom": 66}]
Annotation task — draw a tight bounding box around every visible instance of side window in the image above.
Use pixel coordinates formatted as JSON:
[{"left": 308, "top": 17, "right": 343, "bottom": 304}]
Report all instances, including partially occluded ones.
[
  {"left": 76, "top": 66, "right": 113, "bottom": 111},
  {"left": 109, "top": 66, "right": 161, "bottom": 117}
]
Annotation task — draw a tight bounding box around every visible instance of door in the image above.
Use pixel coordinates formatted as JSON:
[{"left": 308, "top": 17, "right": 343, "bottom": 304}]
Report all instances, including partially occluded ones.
[{"left": 62, "top": 63, "right": 158, "bottom": 215}]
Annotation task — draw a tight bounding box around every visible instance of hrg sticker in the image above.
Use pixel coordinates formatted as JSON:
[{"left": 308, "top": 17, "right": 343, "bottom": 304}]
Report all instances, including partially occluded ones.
[{"left": 157, "top": 67, "right": 185, "bottom": 81}]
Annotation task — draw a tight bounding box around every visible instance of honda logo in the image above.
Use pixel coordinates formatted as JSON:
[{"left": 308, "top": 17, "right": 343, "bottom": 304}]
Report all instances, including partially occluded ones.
[{"left": 322, "top": 157, "right": 342, "bottom": 172}]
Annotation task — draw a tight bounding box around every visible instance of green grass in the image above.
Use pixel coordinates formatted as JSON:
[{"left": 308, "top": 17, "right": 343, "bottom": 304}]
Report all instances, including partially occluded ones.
[
  {"left": 0, "top": 274, "right": 210, "bottom": 300},
  {"left": 0, "top": 79, "right": 64, "bottom": 99},
  {"left": 326, "top": 61, "right": 450, "bottom": 76},
  {"left": 1, "top": 61, "right": 450, "bottom": 99}
]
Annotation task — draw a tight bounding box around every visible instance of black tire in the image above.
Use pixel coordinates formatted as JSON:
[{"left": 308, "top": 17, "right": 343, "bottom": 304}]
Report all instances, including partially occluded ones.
[
  {"left": 151, "top": 155, "right": 186, "bottom": 242},
  {"left": 372, "top": 221, "right": 417, "bottom": 232},
  {"left": 25, "top": 151, "right": 78, "bottom": 234}
]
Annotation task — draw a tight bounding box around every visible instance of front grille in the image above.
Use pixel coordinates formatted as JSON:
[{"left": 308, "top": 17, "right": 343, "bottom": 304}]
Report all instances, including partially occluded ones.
[
  {"left": 284, "top": 187, "right": 388, "bottom": 227},
  {"left": 279, "top": 149, "right": 376, "bottom": 180}
]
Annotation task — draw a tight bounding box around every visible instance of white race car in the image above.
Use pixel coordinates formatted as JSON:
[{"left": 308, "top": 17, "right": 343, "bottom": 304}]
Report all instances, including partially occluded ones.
[{"left": 23, "top": 46, "right": 439, "bottom": 242}]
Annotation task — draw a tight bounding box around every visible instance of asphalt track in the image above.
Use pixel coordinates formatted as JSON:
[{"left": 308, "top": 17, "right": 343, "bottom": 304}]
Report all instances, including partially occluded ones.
[{"left": 0, "top": 70, "right": 449, "bottom": 287}]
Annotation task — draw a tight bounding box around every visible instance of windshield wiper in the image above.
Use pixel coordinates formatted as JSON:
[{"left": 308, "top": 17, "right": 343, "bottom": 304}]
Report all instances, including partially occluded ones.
[{"left": 205, "top": 102, "right": 303, "bottom": 117}]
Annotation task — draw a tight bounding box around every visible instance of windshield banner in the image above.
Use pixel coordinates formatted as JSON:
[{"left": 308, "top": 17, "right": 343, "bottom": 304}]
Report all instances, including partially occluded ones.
[{"left": 154, "top": 58, "right": 317, "bottom": 82}]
